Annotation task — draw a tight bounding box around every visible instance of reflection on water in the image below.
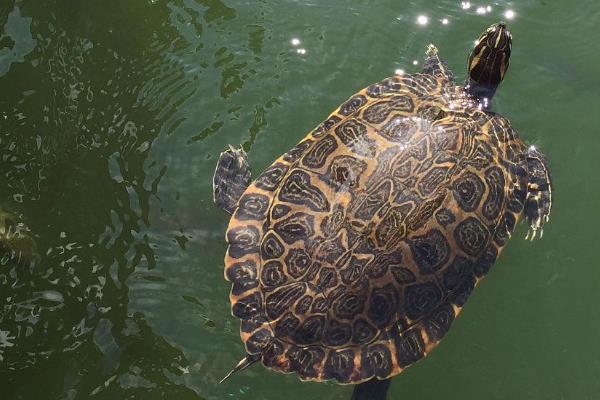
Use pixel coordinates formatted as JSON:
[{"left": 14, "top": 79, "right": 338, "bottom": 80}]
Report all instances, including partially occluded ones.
[{"left": 1, "top": 0, "right": 600, "bottom": 399}]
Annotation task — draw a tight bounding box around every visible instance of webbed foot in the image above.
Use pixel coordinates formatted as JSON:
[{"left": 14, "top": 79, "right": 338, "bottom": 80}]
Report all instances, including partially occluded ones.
[
  {"left": 213, "top": 145, "right": 251, "bottom": 215},
  {"left": 524, "top": 146, "right": 552, "bottom": 240}
]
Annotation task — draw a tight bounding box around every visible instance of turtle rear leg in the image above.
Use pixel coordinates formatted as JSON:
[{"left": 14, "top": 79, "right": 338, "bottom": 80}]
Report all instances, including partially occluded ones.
[
  {"left": 422, "top": 44, "right": 455, "bottom": 83},
  {"left": 213, "top": 145, "right": 251, "bottom": 215},
  {"left": 524, "top": 146, "right": 552, "bottom": 240}
]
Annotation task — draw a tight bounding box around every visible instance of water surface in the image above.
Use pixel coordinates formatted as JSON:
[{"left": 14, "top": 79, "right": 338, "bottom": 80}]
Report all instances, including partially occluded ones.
[{"left": 1, "top": 0, "right": 600, "bottom": 399}]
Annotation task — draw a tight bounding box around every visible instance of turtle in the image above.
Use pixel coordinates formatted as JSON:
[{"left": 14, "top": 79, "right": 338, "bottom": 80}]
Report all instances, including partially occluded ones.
[{"left": 212, "top": 22, "right": 552, "bottom": 394}]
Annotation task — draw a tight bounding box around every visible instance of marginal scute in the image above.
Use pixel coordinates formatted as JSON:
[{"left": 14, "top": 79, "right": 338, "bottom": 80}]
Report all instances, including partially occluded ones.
[
  {"left": 360, "top": 343, "right": 393, "bottom": 379},
  {"left": 442, "top": 256, "right": 475, "bottom": 306},
  {"left": 284, "top": 139, "right": 314, "bottom": 163},
  {"left": 227, "top": 225, "right": 261, "bottom": 258},
  {"left": 324, "top": 349, "right": 356, "bottom": 383},
  {"left": 424, "top": 302, "right": 455, "bottom": 342},
  {"left": 339, "top": 94, "right": 368, "bottom": 116},
  {"left": 227, "top": 260, "right": 259, "bottom": 295},
  {"left": 255, "top": 163, "right": 289, "bottom": 191},
  {"left": 232, "top": 291, "right": 263, "bottom": 320},
  {"left": 246, "top": 328, "right": 274, "bottom": 354},
  {"left": 236, "top": 193, "right": 270, "bottom": 220},
  {"left": 287, "top": 346, "right": 325, "bottom": 379},
  {"left": 394, "top": 328, "right": 425, "bottom": 367}
]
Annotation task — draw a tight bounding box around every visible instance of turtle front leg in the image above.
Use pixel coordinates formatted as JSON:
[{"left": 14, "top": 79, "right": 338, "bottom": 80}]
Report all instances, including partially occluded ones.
[
  {"left": 213, "top": 145, "right": 251, "bottom": 215},
  {"left": 524, "top": 146, "right": 552, "bottom": 240},
  {"left": 421, "top": 44, "right": 455, "bottom": 84}
]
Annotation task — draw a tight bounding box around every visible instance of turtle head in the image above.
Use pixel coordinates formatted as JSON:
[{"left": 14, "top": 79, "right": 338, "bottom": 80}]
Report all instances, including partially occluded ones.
[{"left": 465, "top": 22, "right": 512, "bottom": 109}]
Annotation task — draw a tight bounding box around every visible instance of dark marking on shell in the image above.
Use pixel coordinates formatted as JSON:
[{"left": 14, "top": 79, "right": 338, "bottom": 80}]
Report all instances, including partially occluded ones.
[
  {"left": 265, "top": 283, "right": 306, "bottom": 320},
  {"left": 260, "top": 232, "right": 285, "bottom": 260},
  {"left": 279, "top": 170, "right": 330, "bottom": 212},
  {"left": 442, "top": 256, "right": 475, "bottom": 306},
  {"left": 261, "top": 260, "right": 287, "bottom": 287},
  {"left": 352, "top": 318, "right": 378, "bottom": 345},
  {"left": 283, "top": 139, "right": 314, "bottom": 163},
  {"left": 292, "top": 315, "right": 326, "bottom": 345},
  {"left": 360, "top": 344, "right": 393, "bottom": 379},
  {"left": 409, "top": 229, "right": 451, "bottom": 274},
  {"left": 453, "top": 216, "right": 490, "bottom": 257},
  {"left": 274, "top": 312, "right": 300, "bottom": 337},
  {"left": 435, "top": 208, "right": 456, "bottom": 227},
  {"left": 424, "top": 303, "right": 455, "bottom": 342},
  {"left": 473, "top": 244, "right": 498, "bottom": 277},
  {"left": 262, "top": 339, "right": 286, "bottom": 370},
  {"left": 323, "top": 319, "right": 353, "bottom": 347},
  {"left": 227, "top": 260, "right": 259, "bottom": 295},
  {"left": 295, "top": 295, "right": 313, "bottom": 315},
  {"left": 340, "top": 95, "right": 368, "bottom": 116},
  {"left": 313, "top": 115, "right": 342, "bottom": 137},
  {"left": 302, "top": 134, "right": 338, "bottom": 169},
  {"left": 271, "top": 204, "right": 291, "bottom": 220},
  {"left": 227, "top": 226, "right": 261, "bottom": 258},
  {"left": 378, "top": 116, "right": 419, "bottom": 143},
  {"left": 285, "top": 248, "right": 312, "bottom": 278},
  {"left": 324, "top": 349, "right": 355, "bottom": 383},
  {"left": 404, "top": 281, "right": 443, "bottom": 320},
  {"left": 355, "top": 180, "right": 392, "bottom": 220},
  {"left": 367, "top": 284, "right": 399, "bottom": 328},
  {"left": 452, "top": 172, "right": 485, "bottom": 212},
  {"left": 321, "top": 155, "right": 367, "bottom": 191},
  {"left": 334, "top": 292, "right": 366, "bottom": 320},
  {"left": 391, "top": 265, "right": 416, "bottom": 285},
  {"left": 236, "top": 193, "right": 270, "bottom": 221},
  {"left": 232, "top": 291, "right": 263, "bottom": 320},
  {"left": 334, "top": 119, "right": 375, "bottom": 157},
  {"left": 287, "top": 346, "right": 325, "bottom": 379},
  {"left": 394, "top": 328, "right": 425, "bottom": 367},
  {"left": 255, "top": 163, "right": 289, "bottom": 191},
  {"left": 363, "top": 95, "right": 415, "bottom": 124},
  {"left": 273, "top": 212, "right": 315, "bottom": 245},
  {"left": 483, "top": 166, "right": 505, "bottom": 221},
  {"left": 316, "top": 267, "right": 338, "bottom": 291},
  {"left": 245, "top": 328, "right": 273, "bottom": 354},
  {"left": 418, "top": 167, "right": 449, "bottom": 197}
]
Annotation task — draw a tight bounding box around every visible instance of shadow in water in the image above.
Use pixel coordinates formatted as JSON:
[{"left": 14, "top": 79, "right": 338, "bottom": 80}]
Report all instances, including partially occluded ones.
[{"left": 0, "top": 0, "right": 201, "bottom": 398}]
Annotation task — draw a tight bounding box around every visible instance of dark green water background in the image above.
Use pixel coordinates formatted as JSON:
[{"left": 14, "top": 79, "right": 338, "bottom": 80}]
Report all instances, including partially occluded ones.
[{"left": 1, "top": 0, "right": 599, "bottom": 399}]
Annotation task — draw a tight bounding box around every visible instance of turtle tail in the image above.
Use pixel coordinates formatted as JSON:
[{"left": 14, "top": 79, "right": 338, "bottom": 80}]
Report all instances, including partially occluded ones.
[{"left": 219, "top": 353, "right": 261, "bottom": 384}]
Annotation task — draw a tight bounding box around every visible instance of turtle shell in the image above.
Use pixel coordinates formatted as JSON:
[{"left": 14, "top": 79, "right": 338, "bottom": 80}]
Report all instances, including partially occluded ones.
[{"left": 223, "top": 73, "right": 529, "bottom": 384}]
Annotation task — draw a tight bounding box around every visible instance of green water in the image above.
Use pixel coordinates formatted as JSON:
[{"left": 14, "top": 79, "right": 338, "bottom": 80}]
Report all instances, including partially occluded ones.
[{"left": 1, "top": 0, "right": 599, "bottom": 399}]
